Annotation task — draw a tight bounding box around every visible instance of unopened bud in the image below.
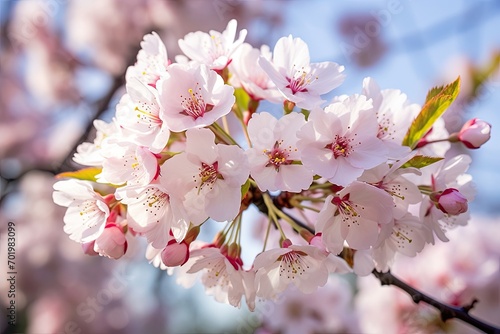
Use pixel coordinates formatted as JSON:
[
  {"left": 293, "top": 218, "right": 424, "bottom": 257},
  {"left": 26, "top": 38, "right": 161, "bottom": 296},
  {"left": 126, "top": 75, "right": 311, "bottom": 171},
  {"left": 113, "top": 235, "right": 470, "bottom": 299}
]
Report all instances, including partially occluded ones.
[
  {"left": 281, "top": 238, "right": 293, "bottom": 248},
  {"left": 94, "top": 224, "right": 128, "bottom": 259},
  {"left": 457, "top": 118, "right": 491, "bottom": 149},
  {"left": 82, "top": 241, "right": 98, "bottom": 256},
  {"left": 161, "top": 240, "right": 189, "bottom": 267},
  {"left": 431, "top": 188, "right": 468, "bottom": 215}
]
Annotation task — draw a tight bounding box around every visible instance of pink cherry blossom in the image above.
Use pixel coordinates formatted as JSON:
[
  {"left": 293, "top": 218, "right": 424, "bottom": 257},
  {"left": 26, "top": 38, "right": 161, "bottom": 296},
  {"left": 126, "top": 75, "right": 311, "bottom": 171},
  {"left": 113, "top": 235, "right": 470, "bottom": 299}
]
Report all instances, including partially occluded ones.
[
  {"left": 187, "top": 246, "right": 256, "bottom": 310},
  {"left": 157, "top": 63, "right": 235, "bottom": 131},
  {"left": 97, "top": 141, "right": 159, "bottom": 187},
  {"left": 161, "top": 128, "right": 249, "bottom": 224},
  {"left": 178, "top": 19, "right": 247, "bottom": 70},
  {"left": 115, "top": 78, "right": 170, "bottom": 153},
  {"left": 316, "top": 181, "right": 394, "bottom": 254},
  {"left": 52, "top": 179, "right": 110, "bottom": 243},
  {"left": 73, "top": 119, "right": 121, "bottom": 166},
  {"left": 359, "top": 161, "right": 422, "bottom": 219},
  {"left": 126, "top": 31, "right": 169, "bottom": 87},
  {"left": 254, "top": 242, "right": 330, "bottom": 298},
  {"left": 416, "top": 154, "right": 475, "bottom": 243},
  {"left": 297, "top": 95, "right": 387, "bottom": 186},
  {"left": 229, "top": 43, "right": 282, "bottom": 102},
  {"left": 371, "top": 213, "right": 427, "bottom": 272},
  {"left": 246, "top": 112, "right": 313, "bottom": 192},
  {"left": 457, "top": 118, "right": 492, "bottom": 149},
  {"left": 93, "top": 224, "right": 128, "bottom": 259},
  {"left": 259, "top": 35, "right": 345, "bottom": 109},
  {"left": 115, "top": 181, "right": 187, "bottom": 248},
  {"left": 362, "top": 77, "right": 418, "bottom": 159}
]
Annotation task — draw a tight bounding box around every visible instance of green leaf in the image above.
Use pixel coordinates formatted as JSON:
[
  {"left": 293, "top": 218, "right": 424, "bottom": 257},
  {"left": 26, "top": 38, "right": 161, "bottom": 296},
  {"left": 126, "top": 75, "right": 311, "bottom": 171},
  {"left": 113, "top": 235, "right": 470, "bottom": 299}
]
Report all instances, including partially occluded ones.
[
  {"left": 401, "top": 155, "right": 443, "bottom": 169},
  {"left": 233, "top": 88, "right": 250, "bottom": 121},
  {"left": 241, "top": 178, "right": 251, "bottom": 198},
  {"left": 402, "top": 76, "right": 461, "bottom": 149},
  {"left": 56, "top": 167, "right": 102, "bottom": 182}
]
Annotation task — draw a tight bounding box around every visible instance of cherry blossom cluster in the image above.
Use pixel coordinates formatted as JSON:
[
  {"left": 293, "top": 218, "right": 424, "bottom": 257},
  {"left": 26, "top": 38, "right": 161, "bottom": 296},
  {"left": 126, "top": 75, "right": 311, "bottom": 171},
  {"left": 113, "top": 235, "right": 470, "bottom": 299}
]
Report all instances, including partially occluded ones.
[{"left": 53, "top": 20, "right": 492, "bottom": 310}]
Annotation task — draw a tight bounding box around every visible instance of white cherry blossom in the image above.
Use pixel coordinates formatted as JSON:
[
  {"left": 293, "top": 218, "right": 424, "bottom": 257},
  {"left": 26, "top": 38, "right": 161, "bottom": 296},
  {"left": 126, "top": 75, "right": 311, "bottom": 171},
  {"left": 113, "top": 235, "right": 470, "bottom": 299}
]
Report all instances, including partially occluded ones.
[
  {"left": 125, "top": 31, "right": 169, "bottom": 87},
  {"left": 73, "top": 119, "right": 121, "bottom": 166},
  {"left": 115, "top": 181, "right": 187, "bottom": 247},
  {"left": 298, "top": 95, "right": 387, "bottom": 186},
  {"left": 246, "top": 112, "right": 313, "bottom": 192},
  {"left": 157, "top": 63, "right": 235, "bottom": 131},
  {"left": 96, "top": 140, "right": 159, "bottom": 187},
  {"left": 53, "top": 179, "right": 110, "bottom": 243},
  {"left": 316, "top": 181, "right": 394, "bottom": 254},
  {"left": 229, "top": 43, "right": 282, "bottom": 102},
  {"left": 259, "top": 35, "right": 345, "bottom": 110},
  {"left": 254, "top": 242, "right": 329, "bottom": 298},
  {"left": 161, "top": 128, "right": 249, "bottom": 224},
  {"left": 362, "top": 77, "right": 418, "bottom": 159},
  {"left": 359, "top": 161, "right": 422, "bottom": 219},
  {"left": 178, "top": 19, "right": 247, "bottom": 70},
  {"left": 417, "top": 154, "right": 475, "bottom": 243},
  {"left": 115, "top": 78, "right": 170, "bottom": 153},
  {"left": 187, "top": 246, "right": 256, "bottom": 310},
  {"left": 371, "top": 213, "right": 427, "bottom": 272}
]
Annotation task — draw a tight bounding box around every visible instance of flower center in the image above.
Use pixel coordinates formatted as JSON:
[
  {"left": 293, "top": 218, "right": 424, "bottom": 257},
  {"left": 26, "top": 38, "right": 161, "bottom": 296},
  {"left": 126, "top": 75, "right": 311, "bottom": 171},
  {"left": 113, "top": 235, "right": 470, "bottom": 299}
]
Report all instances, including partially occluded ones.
[
  {"left": 277, "top": 250, "right": 309, "bottom": 280},
  {"left": 134, "top": 102, "right": 162, "bottom": 127},
  {"left": 180, "top": 86, "right": 214, "bottom": 120},
  {"left": 208, "top": 34, "right": 226, "bottom": 60},
  {"left": 377, "top": 113, "right": 396, "bottom": 140},
  {"left": 264, "top": 141, "right": 293, "bottom": 172},
  {"left": 195, "top": 162, "right": 223, "bottom": 193},
  {"left": 285, "top": 65, "right": 318, "bottom": 95},
  {"left": 326, "top": 135, "right": 352, "bottom": 159},
  {"left": 331, "top": 194, "right": 358, "bottom": 217},
  {"left": 78, "top": 200, "right": 105, "bottom": 228}
]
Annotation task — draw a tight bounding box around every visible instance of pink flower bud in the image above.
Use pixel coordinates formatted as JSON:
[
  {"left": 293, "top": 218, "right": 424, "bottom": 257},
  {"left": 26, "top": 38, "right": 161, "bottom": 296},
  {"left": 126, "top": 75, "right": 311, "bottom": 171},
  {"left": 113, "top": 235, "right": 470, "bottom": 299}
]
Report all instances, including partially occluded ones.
[
  {"left": 82, "top": 241, "right": 98, "bottom": 256},
  {"left": 161, "top": 240, "right": 189, "bottom": 267},
  {"left": 434, "top": 188, "right": 468, "bottom": 216},
  {"left": 458, "top": 118, "right": 491, "bottom": 149},
  {"left": 94, "top": 224, "right": 128, "bottom": 259}
]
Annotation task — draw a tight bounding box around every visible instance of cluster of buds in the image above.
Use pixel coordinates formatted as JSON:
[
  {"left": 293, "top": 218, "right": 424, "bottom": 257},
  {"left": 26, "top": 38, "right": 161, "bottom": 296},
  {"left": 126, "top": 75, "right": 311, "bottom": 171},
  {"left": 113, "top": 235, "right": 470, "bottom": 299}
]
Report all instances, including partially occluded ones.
[{"left": 53, "top": 20, "right": 491, "bottom": 309}]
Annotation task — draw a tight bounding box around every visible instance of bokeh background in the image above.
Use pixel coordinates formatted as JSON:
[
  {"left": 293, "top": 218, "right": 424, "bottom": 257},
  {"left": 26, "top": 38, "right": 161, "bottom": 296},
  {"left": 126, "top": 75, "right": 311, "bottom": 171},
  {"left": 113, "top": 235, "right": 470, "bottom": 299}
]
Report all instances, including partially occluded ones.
[{"left": 1, "top": 1, "right": 500, "bottom": 333}]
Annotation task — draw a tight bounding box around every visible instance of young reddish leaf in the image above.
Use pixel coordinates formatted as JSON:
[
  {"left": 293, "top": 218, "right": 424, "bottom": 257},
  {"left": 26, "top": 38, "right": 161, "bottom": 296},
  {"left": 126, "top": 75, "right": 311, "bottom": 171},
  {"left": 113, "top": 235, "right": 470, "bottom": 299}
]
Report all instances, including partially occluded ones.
[
  {"left": 401, "top": 155, "right": 443, "bottom": 169},
  {"left": 56, "top": 167, "right": 102, "bottom": 182},
  {"left": 403, "top": 77, "right": 461, "bottom": 149}
]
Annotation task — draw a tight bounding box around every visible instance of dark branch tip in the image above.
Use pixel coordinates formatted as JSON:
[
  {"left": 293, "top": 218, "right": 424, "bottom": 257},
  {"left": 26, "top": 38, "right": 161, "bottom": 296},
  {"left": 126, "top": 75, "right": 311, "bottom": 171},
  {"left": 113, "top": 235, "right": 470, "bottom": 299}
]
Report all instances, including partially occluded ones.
[{"left": 462, "top": 298, "right": 479, "bottom": 314}]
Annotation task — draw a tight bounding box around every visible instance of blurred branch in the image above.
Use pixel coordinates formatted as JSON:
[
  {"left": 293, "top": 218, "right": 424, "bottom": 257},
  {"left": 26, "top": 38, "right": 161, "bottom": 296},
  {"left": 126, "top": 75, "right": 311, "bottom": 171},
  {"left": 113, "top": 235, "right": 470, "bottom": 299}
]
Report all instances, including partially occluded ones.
[
  {"left": 372, "top": 270, "right": 500, "bottom": 334},
  {"left": 255, "top": 189, "right": 500, "bottom": 334},
  {"left": 55, "top": 73, "right": 126, "bottom": 174},
  {"left": 0, "top": 74, "right": 126, "bottom": 206}
]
